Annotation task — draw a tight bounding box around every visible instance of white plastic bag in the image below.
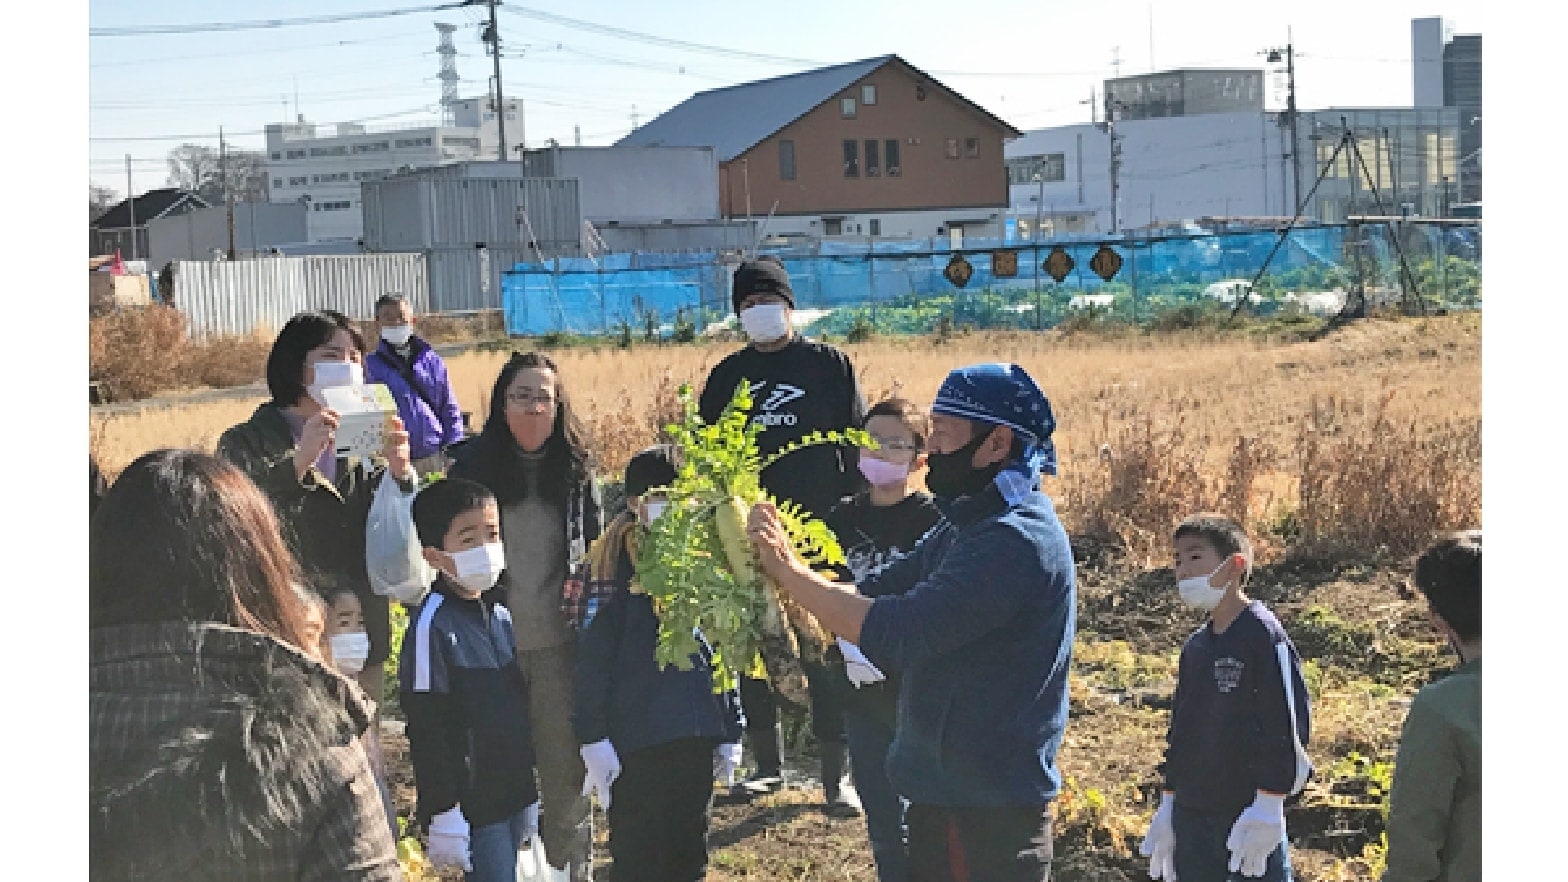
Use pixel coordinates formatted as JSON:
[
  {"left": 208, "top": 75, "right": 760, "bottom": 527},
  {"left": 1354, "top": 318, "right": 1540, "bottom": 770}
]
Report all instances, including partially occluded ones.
[{"left": 365, "top": 470, "right": 432, "bottom": 605}]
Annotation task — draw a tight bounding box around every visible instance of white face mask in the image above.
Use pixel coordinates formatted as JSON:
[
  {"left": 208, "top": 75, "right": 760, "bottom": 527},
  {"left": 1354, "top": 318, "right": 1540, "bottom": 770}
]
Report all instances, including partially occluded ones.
[
  {"left": 446, "top": 542, "right": 506, "bottom": 593},
  {"left": 330, "top": 631, "right": 371, "bottom": 675},
  {"left": 1177, "top": 562, "right": 1230, "bottom": 611},
  {"left": 308, "top": 360, "right": 362, "bottom": 404},
  {"left": 381, "top": 325, "right": 413, "bottom": 347},
  {"left": 740, "top": 303, "right": 791, "bottom": 343},
  {"left": 858, "top": 455, "right": 911, "bottom": 486}
]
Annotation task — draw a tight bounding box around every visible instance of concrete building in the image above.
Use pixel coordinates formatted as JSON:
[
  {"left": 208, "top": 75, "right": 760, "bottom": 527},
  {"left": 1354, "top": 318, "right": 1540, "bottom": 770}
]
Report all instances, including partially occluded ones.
[
  {"left": 1103, "top": 69, "right": 1265, "bottom": 121},
  {"left": 146, "top": 202, "right": 310, "bottom": 270},
  {"left": 263, "top": 97, "right": 520, "bottom": 243},
  {"left": 1412, "top": 17, "right": 1481, "bottom": 203},
  {"left": 1004, "top": 105, "right": 1459, "bottom": 236},
  {"left": 617, "top": 55, "right": 1021, "bottom": 244}
]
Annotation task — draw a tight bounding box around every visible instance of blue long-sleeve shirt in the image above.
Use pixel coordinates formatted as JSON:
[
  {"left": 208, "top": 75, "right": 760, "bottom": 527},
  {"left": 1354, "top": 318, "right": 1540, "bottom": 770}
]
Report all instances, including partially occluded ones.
[
  {"left": 1159, "top": 601, "right": 1312, "bottom": 816},
  {"left": 855, "top": 483, "right": 1076, "bottom": 808}
]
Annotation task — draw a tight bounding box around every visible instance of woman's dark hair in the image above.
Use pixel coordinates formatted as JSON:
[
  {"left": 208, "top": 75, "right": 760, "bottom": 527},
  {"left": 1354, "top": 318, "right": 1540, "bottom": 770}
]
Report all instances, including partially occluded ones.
[
  {"left": 90, "top": 449, "right": 310, "bottom": 649},
  {"left": 459, "top": 351, "right": 593, "bottom": 504},
  {"left": 264, "top": 311, "right": 359, "bottom": 406}
]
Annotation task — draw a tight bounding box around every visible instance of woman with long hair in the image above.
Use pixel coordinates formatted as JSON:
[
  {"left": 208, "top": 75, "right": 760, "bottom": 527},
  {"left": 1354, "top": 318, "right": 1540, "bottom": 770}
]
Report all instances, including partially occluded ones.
[
  {"left": 448, "top": 350, "right": 602, "bottom": 881},
  {"left": 89, "top": 449, "right": 399, "bottom": 881},
  {"left": 216, "top": 309, "right": 413, "bottom": 705}
]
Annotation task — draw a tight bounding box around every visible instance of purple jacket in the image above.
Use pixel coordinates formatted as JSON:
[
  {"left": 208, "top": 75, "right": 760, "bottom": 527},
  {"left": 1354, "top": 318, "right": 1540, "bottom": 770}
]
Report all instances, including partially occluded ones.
[{"left": 364, "top": 336, "right": 464, "bottom": 461}]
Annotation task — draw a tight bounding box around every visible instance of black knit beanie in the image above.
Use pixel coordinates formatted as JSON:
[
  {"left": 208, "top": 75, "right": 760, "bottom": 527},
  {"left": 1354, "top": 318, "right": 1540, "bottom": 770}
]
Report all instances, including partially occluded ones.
[{"left": 731, "top": 257, "right": 795, "bottom": 315}]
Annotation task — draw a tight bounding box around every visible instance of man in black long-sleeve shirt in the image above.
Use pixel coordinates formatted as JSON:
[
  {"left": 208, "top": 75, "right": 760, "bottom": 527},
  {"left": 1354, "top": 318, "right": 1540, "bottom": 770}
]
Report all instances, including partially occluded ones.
[{"left": 700, "top": 256, "right": 867, "bottom": 813}]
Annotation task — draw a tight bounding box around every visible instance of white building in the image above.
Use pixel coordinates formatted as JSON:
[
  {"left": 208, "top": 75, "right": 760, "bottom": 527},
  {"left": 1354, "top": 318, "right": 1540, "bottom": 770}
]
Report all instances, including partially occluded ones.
[
  {"left": 1004, "top": 106, "right": 1459, "bottom": 237},
  {"left": 263, "top": 97, "right": 520, "bottom": 243}
]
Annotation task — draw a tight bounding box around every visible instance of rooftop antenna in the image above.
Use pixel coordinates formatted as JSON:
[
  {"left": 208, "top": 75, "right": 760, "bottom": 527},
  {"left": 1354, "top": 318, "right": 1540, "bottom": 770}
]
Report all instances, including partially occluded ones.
[{"left": 435, "top": 23, "right": 459, "bottom": 126}]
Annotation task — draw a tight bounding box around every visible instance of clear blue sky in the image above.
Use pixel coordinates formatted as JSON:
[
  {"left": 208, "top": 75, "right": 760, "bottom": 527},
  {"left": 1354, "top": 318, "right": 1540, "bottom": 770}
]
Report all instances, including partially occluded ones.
[{"left": 89, "top": 0, "right": 1481, "bottom": 197}]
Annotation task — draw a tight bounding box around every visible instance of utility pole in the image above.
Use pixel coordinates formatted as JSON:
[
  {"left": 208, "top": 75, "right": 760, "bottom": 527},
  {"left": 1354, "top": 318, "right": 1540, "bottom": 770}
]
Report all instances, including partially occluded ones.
[
  {"left": 221, "top": 126, "right": 236, "bottom": 260},
  {"left": 1265, "top": 33, "right": 1301, "bottom": 214},
  {"left": 125, "top": 154, "right": 137, "bottom": 260},
  {"left": 474, "top": 0, "right": 508, "bottom": 161},
  {"left": 1102, "top": 98, "right": 1124, "bottom": 235}
]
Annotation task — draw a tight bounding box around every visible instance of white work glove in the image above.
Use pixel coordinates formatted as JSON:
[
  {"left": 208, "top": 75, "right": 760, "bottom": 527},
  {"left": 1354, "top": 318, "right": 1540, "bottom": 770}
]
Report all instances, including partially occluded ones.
[
  {"left": 714, "top": 741, "right": 743, "bottom": 786},
  {"left": 580, "top": 739, "right": 621, "bottom": 810},
  {"left": 836, "top": 637, "right": 886, "bottom": 688},
  {"left": 426, "top": 806, "right": 472, "bottom": 872},
  {"left": 519, "top": 799, "right": 540, "bottom": 845},
  {"left": 1226, "top": 791, "right": 1287, "bottom": 877},
  {"left": 1138, "top": 791, "right": 1177, "bottom": 880}
]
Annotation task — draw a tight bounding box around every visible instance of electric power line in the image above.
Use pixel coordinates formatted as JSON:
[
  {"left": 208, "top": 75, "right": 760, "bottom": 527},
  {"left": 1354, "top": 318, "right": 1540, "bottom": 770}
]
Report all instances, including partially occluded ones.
[
  {"left": 89, "top": 104, "right": 440, "bottom": 142},
  {"left": 90, "top": 4, "right": 468, "bottom": 37}
]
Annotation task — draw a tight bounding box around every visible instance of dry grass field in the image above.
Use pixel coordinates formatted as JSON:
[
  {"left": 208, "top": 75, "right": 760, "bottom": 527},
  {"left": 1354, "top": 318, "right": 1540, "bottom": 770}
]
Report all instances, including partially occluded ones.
[{"left": 90, "top": 313, "right": 1481, "bottom": 881}]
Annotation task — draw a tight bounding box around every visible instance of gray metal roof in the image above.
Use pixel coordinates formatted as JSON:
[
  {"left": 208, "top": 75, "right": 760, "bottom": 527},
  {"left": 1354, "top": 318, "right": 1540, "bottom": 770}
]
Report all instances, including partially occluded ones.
[{"left": 615, "top": 56, "right": 896, "bottom": 161}]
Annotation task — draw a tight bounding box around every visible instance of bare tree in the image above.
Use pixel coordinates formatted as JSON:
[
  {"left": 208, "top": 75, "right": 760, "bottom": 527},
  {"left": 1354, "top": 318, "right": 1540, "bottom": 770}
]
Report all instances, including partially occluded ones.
[
  {"left": 165, "top": 143, "right": 270, "bottom": 203},
  {"left": 90, "top": 185, "right": 119, "bottom": 224}
]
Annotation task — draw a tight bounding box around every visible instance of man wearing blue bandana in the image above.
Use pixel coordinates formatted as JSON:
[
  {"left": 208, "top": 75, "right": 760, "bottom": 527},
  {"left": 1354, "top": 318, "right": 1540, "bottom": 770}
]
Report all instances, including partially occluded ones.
[{"left": 747, "top": 362, "right": 1076, "bottom": 882}]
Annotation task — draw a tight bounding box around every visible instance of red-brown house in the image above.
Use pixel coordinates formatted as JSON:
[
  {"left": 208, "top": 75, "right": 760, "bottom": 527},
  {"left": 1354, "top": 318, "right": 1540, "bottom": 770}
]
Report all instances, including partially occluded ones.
[{"left": 617, "top": 55, "right": 1021, "bottom": 242}]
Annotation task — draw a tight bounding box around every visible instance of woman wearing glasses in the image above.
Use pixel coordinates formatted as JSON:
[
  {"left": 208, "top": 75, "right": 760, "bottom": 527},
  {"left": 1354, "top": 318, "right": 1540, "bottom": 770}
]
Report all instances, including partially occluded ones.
[{"left": 447, "top": 350, "right": 603, "bottom": 882}]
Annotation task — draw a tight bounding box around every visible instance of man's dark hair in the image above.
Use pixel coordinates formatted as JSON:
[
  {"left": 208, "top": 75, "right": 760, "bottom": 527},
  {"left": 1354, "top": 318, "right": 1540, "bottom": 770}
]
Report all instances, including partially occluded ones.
[
  {"left": 375, "top": 293, "right": 410, "bottom": 313},
  {"left": 264, "top": 311, "right": 358, "bottom": 406},
  {"left": 1412, "top": 531, "right": 1481, "bottom": 643},
  {"left": 1173, "top": 513, "right": 1254, "bottom": 582},
  {"left": 412, "top": 477, "right": 497, "bottom": 549},
  {"left": 624, "top": 444, "right": 680, "bottom": 499}
]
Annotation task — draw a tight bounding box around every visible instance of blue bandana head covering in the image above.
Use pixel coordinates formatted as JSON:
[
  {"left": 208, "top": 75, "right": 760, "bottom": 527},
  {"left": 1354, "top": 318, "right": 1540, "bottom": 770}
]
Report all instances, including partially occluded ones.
[{"left": 931, "top": 363, "right": 1058, "bottom": 503}]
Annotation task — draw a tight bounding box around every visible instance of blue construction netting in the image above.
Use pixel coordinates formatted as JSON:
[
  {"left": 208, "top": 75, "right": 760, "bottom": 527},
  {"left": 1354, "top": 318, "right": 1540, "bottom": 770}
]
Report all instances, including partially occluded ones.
[{"left": 500, "top": 222, "right": 1479, "bottom": 337}]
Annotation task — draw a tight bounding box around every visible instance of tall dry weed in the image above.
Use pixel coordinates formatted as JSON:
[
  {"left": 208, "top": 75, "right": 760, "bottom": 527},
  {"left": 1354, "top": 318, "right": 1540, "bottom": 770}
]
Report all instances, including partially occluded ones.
[
  {"left": 89, "top": 305, "right": 190, "bottom": 400},
  {"left": 1289, "top": 388, "right": 1481, "bottom": 558}
]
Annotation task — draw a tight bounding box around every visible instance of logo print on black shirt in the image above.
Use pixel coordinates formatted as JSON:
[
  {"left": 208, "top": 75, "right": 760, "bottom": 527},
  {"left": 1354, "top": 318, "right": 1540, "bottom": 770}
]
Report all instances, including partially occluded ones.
[
  {"left": 750, "top": 382, "right": 806, "bottom": 427},
  {"left": 1213, "top": 657, "right": 1244, "bottom": 693}
]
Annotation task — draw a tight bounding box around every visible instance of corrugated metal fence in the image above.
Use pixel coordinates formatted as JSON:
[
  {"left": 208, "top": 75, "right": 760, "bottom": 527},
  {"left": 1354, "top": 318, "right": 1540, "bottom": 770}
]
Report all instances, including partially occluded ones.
[{"left": 172, "top": 254, "right": 429, "bottom": 339}]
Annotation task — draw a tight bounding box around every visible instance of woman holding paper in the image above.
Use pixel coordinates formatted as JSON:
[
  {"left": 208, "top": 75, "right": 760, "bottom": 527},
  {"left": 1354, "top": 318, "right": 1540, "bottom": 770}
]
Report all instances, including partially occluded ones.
[{"left": 217, "top": 309, "right": 414, "bottom": 703}]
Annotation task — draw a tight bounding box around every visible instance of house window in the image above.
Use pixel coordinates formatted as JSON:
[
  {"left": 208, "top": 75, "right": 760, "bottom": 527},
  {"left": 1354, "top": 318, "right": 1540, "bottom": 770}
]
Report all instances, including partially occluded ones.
[
  {"left": 843, "top": 140, "right": 859, "bottom": 178},
  {"left": 945, "top": 138, "right": 959, "bottom": 159},
  {"left": 862, "top": 84, "right": 877, "bottom": 105},
  {"left": 271, "top": 152, "right": 282, "bottom": 161},
  {"left": 841, "top": 97, "right": 857, "bottom": 118},
  {"left": 443, "top": 137, "right": 481, "bottom": 149},
  {"left": 289, "top": 176, "right": 308, "bottom": 186},
  {"left": 779, "top": 140, "right": 796, "bottom": 181},
  {"left": 864, "top": 139, "right": 880, "bottom": 177},
  {"left": 965, "top": 137, "right": 979, "bottom": 158},
  {"left": 869, "top": 219, "right": 881, "bottom": 236},
  {"left": 886, "top": 139, "right": 901, "bottom": 176},
  {"left": 309, "top": 145, "right": 349, "bottom": 157},
  {"left": 1007, "top": 153, "right": 1068, "bottom": 185},
  {"left": 352, "top": 141, "right": 390, "bottom": 153},
  {"left": 824, "top": 218, "right": 843, "bottom": 236},
  {"left": 273, "top": 178, "right": 284, "bottom": 188}
]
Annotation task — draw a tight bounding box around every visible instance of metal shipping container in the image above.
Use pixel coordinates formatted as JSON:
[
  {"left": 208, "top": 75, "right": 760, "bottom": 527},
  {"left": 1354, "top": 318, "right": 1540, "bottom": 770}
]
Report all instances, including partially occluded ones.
[
  {"left": 362, "top": 171, "right": 583, "bottom": 256},
  {"left": 172, "top": 253, "right": 429, "bottom": 339}
]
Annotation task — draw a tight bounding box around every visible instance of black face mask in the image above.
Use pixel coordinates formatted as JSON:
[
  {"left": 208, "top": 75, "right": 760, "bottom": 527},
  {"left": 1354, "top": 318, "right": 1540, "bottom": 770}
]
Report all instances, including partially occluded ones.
[{"left": 925, "top": 427, "right": 1002, "bottom": 500}]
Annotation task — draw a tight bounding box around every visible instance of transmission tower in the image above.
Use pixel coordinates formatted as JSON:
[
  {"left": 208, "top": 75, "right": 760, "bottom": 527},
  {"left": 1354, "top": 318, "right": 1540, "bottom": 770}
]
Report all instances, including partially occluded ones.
[{"left": 435, "top": 23, "right": 459, "bottom": 126}]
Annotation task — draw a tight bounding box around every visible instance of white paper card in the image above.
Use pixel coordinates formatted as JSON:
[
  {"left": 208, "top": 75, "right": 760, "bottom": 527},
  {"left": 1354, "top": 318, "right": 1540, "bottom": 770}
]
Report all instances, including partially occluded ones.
[{"left": 319, "top": 383, "right": 397, "bottom": 461}]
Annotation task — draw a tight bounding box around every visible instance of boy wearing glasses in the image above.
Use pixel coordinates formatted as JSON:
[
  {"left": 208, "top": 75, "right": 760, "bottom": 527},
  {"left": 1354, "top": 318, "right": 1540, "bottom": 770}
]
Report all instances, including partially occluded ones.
[{"left": 824, "top": 397, "right": 941, "bottom": 881}]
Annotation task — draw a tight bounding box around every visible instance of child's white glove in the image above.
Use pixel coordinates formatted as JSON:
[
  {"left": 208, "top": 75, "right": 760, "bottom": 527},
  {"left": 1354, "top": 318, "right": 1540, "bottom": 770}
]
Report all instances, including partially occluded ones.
[
  {"left": 836, "top": 638, "right": 886, "bottom": 688},
  {"left": 1138, "top": 791, "right": 1177, "bottom": 880},
  {"left": 713, "top": 741, "right": 743, "bottom": 786},
  {"left": 426, "top": 806, "right": 472, "bottom": 872},
  {"left": 580, "top": 739, "right": 621, "bottom": 810},
  {"left": 519, "top": 800, "right": 540, "bottom": 845},
  {"left": 1226, "top": 791, "right": 1286, "bottom": 877}
]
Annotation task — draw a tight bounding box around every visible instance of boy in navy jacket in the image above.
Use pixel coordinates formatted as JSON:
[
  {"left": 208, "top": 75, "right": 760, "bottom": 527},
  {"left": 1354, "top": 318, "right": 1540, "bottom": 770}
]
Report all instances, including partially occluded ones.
[
  {"left": 573, "top": 445, "right": 745, "bottom": 882},
  {"left": 402, "top": 477, "right": 540, "bottom": 882},
  {"left": 1141, "top": 514, "right": 1312, "bottom": 882}
]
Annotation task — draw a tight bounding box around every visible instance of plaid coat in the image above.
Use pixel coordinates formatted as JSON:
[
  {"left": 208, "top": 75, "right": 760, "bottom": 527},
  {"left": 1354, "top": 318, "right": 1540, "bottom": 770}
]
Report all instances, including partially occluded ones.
[{"left": 89, "top": 621, "right": 401, "bottom": 882}]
